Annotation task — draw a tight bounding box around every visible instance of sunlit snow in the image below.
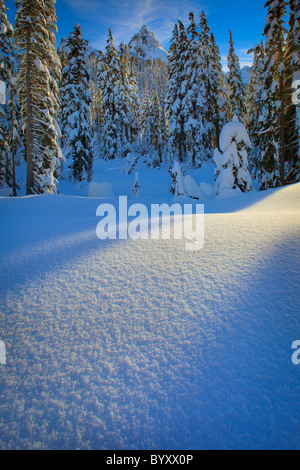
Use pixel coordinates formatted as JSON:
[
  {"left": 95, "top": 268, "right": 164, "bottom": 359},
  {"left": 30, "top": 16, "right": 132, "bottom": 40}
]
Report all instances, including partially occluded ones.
[{"left": 0, "top": 170, "right": 299, "bottom": 449}]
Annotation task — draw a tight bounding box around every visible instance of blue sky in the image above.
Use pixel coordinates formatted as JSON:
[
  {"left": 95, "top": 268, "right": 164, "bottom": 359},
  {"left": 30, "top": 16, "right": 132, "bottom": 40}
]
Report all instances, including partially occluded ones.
[{"left": 6, "top": 0, "right": 268, "bottom": 69}]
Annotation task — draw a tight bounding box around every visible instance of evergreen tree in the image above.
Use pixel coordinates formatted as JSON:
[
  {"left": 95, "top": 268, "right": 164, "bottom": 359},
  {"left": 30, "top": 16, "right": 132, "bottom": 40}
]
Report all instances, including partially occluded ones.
[
  {"left": 284, "top": 0, "right": 300, "bottom": 183},
  {"left": 86, "top": 50, "right": 104, "bottom": 160},
  {"left": 201, "top": 18, "right": 228, "bottom": 154},
  {"left": 118, "top": 42, "right": 139, "bottom": 158},
  {"left": 257, "top": 0, "right": 287, "bottom": 189},
  {"left": 60, "top": 24, "right": 93, "bottom": 181},
  {"left": 199, "top": 11, "right": 215, "bottom": 158},
  {"left": 140, "top": 88, "right": 152, "bottom": 160},
  {"left": 14, "top": 0, "right": 62, "bottom": 194},
  {"left": 166, "top": 23, "right": 180, "bottom": 163},
  {"left": 128, "top": 55, "right": 141, "bottom": 145},
  {"left": 100, "top": 30, "right": 121, "bottom": 159},
  {"left": 0, "top": 0, "right": 14, "bottom": 83},
  {"left": 0, "top": 0, "right": 15, "bottom": 189},
  {"left": 227, "top": 30, "right": 246, "bottom": 121},
  {"left": 183, "top": 12, "right": 206, "bottom": 167},
  {"left": 166, "top": 12, "right": 227, "bottom": 167},
  {"left": 45, "top": 0, "right": 63, "bottom": 179},
  {"left": 210, "top": 33, "right": 228, "bottom": 148},
  {"left": 166, "top": 22, "right": 187, "bottom": 163},
  {"left": 170, "top": 160, "right": 186, "bottom": 196},
  {"left": 132, "top": 171, "right": 140, "bottom": 197},
  {"left": 150, "top": 89, "right": 162, "bottom": 165},
  {"left": 89, "top": 79, "right": 103, "bottom": 159},
  {"left": 140, "top": 88, "right": 163, "bottom": 166},
  {"left": 213, "top": 117, "right": 252, "bottom": 197},
  {"left": 156, "top": 63, "right": 168, "bottom": 159},
  {"left": 246, "top": 42, "right": 265, "bottom": 177}
]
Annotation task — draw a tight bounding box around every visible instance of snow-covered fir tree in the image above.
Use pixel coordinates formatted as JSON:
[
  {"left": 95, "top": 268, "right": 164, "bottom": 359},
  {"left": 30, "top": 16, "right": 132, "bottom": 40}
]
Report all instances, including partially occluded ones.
[
  {"left": 131, "top": 55, "right": 168, "bottom": 110},
  {"left": 0, "top": 0, "right": 16, "bottom": 190},
  {"left": 140, "top": 88, "right": 151, "bottom": 156},
  {"left": 89, "top": 78, "right": 103, "bottom": 160},
  {"left": 152, "top": 90, "right": 163, "bottom": 157},
  {"left": 199, "top": 12, "right": 228, "bottom": 156},
  {"left": 132, "top": 171, "right": 140, "bottom": 197},
  {"left": 86, "top": 50, "right": 104, "bottom": 160},
  {"left": 149, "top": 89, "right": 162, "bottom": 166},
  {"left": 60, "top": 24, "right": 93, "bottom": 182},
  {"left": 140, "top": 88, "right": 162, "bottom": 165},
  {"left": 169, "top": 160, "right": 186, "bottom": 196},
  {"left": 256, "top": 0, "right": 287, "bottom": 189},
  {"left": 100, "top": 30, "right": 122, "bottom": 159},
  {"left": 14, "top": 0, "right": 62, "bottom": 194},
  {"left": 0, "top": 1, "right": 24, "bottom": 196},
  {"left": 167, "top": 13, "right": 227, "bottom": 168},
  {"left": 117, "top": 42, "right": 140, "bottom": 158},
  {"left": 0, "top": 0, "right": 14, "bottom": 85},
  {"left": 166, "top": 22, "right": 187, "bottom": 164},
  {"left": 284, "top": 0, "right": 300, "bottom": 183},
  {"left": 207, "top": 32, "right": 228, "bottom": 152},
  {"left": 226, "top": 30, "right": 247, "bottom": 122},
  {"left": 156, "top": 63, "right": 168, "bottom": 158},
  {"left": 198, "top": 11, "right": 215, "bottom": 159},
  {"left": 44, "top": 0, "right": 63, "bottom": 179},
  {"left": 246, "top": 42, "right": 265, "bottom": 177},
  {"left": 128, "top": 56, "right": 141, "bottom": 146},
  {"left": 213, "top": 116, "right": 252, "bottom": 197},
  {"left": 182, "top": 12, "right": 206, "bottom": 168}
]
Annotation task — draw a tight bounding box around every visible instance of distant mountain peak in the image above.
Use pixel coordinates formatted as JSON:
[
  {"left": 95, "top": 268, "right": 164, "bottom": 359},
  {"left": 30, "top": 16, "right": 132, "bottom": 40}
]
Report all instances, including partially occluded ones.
[
  {"left": 128, "top": 25, "right": 168, "bottom": 62},
  {"left": 140, "top": 24, "right": 150, "bottom": 33},
  {"left": 225, "top": 65, "right": 252, "bottom": 85}
]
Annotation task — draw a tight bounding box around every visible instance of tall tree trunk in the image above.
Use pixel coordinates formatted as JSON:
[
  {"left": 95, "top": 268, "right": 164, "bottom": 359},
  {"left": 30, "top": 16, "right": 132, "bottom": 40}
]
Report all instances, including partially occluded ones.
[{"left": 25, "top": 29, "right": 33, "bottom": 195}]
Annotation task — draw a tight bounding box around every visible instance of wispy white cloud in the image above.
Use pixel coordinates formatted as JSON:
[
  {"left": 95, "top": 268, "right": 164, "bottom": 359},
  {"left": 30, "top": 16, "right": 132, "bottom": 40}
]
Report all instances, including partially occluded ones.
[{"left": 62, "top": 0, "right": 213, "bottom": 51}]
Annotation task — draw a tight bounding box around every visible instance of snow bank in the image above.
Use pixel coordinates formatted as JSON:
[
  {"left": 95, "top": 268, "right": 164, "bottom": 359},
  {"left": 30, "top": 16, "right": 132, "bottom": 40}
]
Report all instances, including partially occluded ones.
[
  {"left": 199, "top": 182, "right": 214, "bottom": 198},
  {"left": 184, "top": 175, "right": 200, "bottom": 199}
]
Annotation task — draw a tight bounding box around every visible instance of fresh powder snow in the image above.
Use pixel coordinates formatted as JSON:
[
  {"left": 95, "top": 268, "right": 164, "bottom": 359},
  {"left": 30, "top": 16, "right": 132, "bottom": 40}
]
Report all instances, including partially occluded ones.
[{"left": 0, "top": 160, "right": 299, "bottom": 449}]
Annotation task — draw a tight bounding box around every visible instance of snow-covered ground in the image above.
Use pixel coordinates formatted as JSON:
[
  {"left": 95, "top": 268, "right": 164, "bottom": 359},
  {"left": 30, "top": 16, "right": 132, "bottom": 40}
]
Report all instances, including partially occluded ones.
[{"left": 0, "top": 159, "right": 299, "bottom": 450}]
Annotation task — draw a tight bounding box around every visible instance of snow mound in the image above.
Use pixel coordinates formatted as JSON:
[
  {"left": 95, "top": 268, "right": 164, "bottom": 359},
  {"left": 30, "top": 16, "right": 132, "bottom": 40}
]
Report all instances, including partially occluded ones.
[
  {"left": 219, "top": 120, "right": 251, "bottom": 153},
  {"left": 200, "top": 182, "right": 214, "bottom": 197},
  {"left": 184, "top": 175, "right": 200, "bottom": 199},
  {"left": 184, "top": 175, "right": 207, "bottom": 200}
]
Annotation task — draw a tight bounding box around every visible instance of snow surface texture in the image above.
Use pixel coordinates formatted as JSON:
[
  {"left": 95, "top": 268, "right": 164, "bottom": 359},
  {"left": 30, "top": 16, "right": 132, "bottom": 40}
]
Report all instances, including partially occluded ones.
[
  {"left": 0, "top": 182, "right": 300, "bottom": 450},
  {"left": 128, "top": 25, "right": 168, "bottom": 62}
]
